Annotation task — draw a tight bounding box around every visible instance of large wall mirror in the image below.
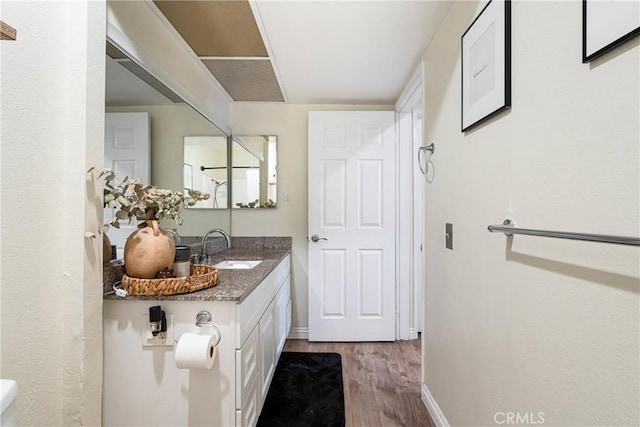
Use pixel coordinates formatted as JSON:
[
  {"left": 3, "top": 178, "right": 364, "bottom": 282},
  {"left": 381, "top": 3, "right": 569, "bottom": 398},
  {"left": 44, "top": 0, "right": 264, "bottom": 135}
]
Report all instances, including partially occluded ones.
[
  {"left": 105, "top": 40, "right": 231, "bottom": 247},
  {"left": 232, "top": 135, "right": 278, "bottom": 209}
]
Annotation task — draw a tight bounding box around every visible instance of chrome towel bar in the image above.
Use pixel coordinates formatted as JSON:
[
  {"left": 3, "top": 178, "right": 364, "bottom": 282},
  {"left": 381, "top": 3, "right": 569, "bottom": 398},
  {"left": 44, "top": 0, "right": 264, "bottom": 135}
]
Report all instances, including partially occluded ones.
[{"left": 488, "top": 219, "right": 640, "bottom": 247}]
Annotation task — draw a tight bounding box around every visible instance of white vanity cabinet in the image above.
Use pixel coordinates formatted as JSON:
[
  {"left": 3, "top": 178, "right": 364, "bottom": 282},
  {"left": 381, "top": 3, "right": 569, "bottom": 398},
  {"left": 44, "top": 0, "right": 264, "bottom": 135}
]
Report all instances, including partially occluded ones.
[
  {"left": 102, "top": 253, "right": 291, "bottom": 427},
  {"left": 235, "top": 255, "right": 291, "bottom": 426}
]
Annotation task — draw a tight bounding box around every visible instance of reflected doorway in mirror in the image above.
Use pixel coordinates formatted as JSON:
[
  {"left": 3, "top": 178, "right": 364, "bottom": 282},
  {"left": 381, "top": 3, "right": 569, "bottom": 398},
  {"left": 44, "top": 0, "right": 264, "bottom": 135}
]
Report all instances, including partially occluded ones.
[
  {"left": 232, "top": 135, "right": 277, "bottom": 209},
  {"left": 184, "top": 135, "right": 229, "bottom": 209}
]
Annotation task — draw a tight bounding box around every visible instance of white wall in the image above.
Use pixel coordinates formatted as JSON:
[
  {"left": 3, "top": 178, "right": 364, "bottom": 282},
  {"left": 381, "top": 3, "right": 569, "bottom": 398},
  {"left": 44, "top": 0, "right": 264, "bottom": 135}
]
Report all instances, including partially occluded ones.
[
  {"left": 230, "top": 103, "right": 392, "bottom": 331},
  {"left": 106, "top": 105, "right": 231, "bottom": 236},
  {"left": 421, "top": 1, "right": 639, "bottom": 425},
  {"left": 0, "top": 1, "right": 105, "bottom": 425}
]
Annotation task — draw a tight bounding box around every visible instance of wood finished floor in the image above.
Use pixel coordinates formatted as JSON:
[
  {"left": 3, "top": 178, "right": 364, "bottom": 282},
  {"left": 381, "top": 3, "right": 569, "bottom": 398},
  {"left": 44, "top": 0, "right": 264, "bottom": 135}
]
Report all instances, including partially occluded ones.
[{"left": 283, "top": 338, "right": 435, "bottom": 427}]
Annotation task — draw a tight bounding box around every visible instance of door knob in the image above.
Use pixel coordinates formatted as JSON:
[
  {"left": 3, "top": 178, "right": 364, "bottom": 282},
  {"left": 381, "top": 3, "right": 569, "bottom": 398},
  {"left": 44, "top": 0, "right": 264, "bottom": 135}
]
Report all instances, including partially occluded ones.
[{"left": 310, "top": 234, "right": 327, "bottom": 243}]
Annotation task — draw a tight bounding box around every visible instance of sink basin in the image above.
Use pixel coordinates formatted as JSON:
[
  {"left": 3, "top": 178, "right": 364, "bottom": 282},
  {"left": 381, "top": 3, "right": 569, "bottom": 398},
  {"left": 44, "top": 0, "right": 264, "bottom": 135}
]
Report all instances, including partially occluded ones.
[{"left": 214, "top": 260, "right": 262, "bottom": 269}]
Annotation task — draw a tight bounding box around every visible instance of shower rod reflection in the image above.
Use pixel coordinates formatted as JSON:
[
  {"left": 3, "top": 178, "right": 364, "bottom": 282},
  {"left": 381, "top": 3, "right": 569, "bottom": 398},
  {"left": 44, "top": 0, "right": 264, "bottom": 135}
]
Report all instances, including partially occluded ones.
[{"left": 488, "top": 219, "right": 640, "bottom": 246}]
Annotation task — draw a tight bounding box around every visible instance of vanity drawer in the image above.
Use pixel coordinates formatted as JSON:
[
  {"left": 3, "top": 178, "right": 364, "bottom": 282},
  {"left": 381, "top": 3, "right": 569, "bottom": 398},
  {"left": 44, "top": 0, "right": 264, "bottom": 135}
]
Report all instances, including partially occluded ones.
[
  {"left": 235, "top": 373, "right": 259, "bottom": 427},
  {"left": 236, "top": 324, "right": 260, "bottom": 409}
]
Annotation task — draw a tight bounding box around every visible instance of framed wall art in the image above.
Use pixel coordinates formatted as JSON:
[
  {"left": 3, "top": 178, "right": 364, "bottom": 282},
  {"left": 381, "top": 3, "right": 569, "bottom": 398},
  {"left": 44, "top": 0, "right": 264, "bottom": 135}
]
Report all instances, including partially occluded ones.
[
  {"left": 583, "top": 0, "right": 640, "bottom": 63},
  {"left": 461, "top": 0, "right": 511, "bottom": 132}
]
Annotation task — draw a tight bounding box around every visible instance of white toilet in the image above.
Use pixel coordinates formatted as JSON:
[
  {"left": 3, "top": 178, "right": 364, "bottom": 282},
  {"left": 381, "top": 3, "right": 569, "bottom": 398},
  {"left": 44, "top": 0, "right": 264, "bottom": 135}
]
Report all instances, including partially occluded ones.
[{"left": 0, "top": 379, "right": 17, "bottom": 427}]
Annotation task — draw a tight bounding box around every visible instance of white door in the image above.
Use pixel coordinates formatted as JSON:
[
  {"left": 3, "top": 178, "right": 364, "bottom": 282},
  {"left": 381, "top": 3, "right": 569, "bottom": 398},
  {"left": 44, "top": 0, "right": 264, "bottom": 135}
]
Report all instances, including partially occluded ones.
[
  {"left": 308, "top": 111, "right": 396, "bottom": 342},
  {"left": 104, "top": 112, "right": 150, "bottom": 258}
]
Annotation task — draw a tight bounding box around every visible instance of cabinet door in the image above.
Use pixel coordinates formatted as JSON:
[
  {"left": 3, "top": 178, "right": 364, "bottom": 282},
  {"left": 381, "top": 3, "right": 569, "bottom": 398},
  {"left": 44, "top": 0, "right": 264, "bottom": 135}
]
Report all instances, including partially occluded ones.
[
  {"left": 259, "top": 301, "right": 277, "bottom": 402},
  {"left": 286, "top": 299, "right": 292, "bottom": 337},
  {"left": 236, "top": 374, "right": 259, "bottom": 427},
  {"left": 275, "top": 275, "right": 291, "bottom": 355},
  {"left": 236, "top": 325, "right": 260, "bottom": 409}
]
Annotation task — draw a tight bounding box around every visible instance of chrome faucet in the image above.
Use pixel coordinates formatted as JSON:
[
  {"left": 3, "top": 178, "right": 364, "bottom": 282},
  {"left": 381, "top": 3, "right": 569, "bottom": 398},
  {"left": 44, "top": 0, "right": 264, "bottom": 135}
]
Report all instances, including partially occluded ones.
[
  {"left": 166, "top": 229, "right": 181, "bottom": 245},
  {"left": 200, "top": 228, "right": 231, "bottom": 262}
]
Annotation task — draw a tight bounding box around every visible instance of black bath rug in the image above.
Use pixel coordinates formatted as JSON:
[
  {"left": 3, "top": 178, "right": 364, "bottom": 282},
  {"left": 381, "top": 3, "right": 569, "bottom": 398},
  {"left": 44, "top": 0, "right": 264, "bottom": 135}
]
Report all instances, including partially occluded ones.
[{"left": 257, "top": 352, "right": 345, "bottom": 427}]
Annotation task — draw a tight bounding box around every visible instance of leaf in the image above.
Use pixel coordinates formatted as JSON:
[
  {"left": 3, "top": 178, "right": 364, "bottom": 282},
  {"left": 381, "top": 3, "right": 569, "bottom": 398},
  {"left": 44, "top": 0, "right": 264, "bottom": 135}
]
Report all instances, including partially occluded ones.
[
  {"left": 95, "top": 168, "right": 194, "bottom": 232},
  {"left": 87, "top": 166, "right": 95, "bottom": 173}
]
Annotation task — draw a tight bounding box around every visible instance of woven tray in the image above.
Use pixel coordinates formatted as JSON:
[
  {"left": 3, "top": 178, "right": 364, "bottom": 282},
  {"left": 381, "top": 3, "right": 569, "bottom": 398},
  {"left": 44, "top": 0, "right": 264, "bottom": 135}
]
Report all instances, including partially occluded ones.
[{"left": 122, "top": 264, "right": 219, "bottom": 296}]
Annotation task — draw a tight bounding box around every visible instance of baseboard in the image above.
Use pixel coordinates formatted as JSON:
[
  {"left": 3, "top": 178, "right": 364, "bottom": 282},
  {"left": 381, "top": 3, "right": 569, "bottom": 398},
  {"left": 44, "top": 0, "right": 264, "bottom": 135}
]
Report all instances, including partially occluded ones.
[
  {"left": 287, "top": 327, "right": 308, "bottom": 340},
  {"left": 421, "top": 384, "right": 450, "bottom": 427},
  {"left": 408, "top": 328, "right": 419, "bottom": 340}
]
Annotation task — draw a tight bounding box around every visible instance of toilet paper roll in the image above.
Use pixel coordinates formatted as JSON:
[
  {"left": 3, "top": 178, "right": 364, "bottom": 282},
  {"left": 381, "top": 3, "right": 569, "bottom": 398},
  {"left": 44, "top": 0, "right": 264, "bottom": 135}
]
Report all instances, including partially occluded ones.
[{"left": 175, "top": 333, "right": 217, "bottom": 370}]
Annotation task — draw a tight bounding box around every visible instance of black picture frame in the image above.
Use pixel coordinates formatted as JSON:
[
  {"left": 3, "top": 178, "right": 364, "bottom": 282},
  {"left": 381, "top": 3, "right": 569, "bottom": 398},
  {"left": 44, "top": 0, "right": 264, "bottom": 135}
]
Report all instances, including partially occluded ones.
[
  {"left": 461, "top": 0, "right": 511, "bottom": 132},
  {"left": 582, "top": 0, "right": 640, "bottom": 63}
]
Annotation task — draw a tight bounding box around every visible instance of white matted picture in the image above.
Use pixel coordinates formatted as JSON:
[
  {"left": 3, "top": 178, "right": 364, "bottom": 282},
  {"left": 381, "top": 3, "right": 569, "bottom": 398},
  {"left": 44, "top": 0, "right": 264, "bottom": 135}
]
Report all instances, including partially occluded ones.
[
  {"left": 583, "top": 0, "right": 640, "bottom": 63},
  {"left": 461, "top": 0, "right": 511, "bottom": 132}
]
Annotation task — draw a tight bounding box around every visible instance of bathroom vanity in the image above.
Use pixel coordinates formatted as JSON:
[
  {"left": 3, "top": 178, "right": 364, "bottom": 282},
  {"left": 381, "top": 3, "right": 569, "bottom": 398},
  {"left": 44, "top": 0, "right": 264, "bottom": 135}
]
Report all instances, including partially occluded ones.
[{"left": 102, "top": 238, "right": 291, "bottom": 427}]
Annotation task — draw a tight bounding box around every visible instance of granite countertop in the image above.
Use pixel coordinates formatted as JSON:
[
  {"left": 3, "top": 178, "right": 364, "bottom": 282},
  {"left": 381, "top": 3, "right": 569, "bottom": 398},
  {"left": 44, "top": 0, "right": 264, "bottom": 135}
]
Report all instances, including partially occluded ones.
[{"left": 103, "top": 237, "right": 291, "bottom": 303}]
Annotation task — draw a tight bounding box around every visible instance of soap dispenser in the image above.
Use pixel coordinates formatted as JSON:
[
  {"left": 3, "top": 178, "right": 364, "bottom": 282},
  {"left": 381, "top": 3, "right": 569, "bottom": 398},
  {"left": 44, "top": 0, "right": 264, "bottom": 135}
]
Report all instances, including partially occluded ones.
[{"left": 173, "top": 246, "right": 191, "bottom": 278}]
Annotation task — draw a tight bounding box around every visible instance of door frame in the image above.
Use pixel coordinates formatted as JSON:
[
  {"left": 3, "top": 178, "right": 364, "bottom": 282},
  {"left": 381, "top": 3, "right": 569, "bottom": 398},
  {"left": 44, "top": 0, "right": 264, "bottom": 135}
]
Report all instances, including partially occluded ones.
[{"left": 395, "top": 64, "right": 424, "bottom": 340}]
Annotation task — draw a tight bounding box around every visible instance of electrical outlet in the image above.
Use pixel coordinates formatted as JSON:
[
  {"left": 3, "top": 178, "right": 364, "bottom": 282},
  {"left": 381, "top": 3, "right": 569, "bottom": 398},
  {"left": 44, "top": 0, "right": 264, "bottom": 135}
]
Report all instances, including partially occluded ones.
[{"left": 140, "top": 313, "right": 174, "bottom": 347}]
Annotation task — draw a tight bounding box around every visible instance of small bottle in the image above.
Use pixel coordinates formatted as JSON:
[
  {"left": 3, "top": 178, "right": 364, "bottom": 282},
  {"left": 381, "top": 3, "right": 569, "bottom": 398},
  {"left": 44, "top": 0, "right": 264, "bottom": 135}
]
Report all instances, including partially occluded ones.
[{"left": 173, "top": 246, "right": 191, "bottom": 278}]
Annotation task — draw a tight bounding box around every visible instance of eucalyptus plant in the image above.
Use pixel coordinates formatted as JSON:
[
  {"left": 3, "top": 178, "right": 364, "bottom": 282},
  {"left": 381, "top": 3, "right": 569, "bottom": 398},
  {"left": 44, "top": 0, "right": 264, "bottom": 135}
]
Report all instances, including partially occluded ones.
[
  {"left": 235, "top": 199, "right": 276, "bottom": 209},
  {"left": 88, "top": 167, "right": 210, "bottom": 230}
]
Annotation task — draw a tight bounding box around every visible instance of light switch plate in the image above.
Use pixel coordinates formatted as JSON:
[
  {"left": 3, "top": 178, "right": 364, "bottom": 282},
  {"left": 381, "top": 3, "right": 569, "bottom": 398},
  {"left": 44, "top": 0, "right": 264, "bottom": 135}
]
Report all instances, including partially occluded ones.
[
  {"left": 446, "top": 223, "right": 453, "bottom": 250},
  {"left": 140, "top": 313, "right": 174, "bottom": 347}
]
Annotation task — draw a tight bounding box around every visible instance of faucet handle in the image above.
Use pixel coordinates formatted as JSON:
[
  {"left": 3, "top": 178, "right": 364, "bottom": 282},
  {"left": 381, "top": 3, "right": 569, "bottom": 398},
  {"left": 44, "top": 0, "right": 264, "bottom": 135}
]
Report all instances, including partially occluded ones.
[{"left": 166, "top": 228, "right": 181, "bottom": 245}]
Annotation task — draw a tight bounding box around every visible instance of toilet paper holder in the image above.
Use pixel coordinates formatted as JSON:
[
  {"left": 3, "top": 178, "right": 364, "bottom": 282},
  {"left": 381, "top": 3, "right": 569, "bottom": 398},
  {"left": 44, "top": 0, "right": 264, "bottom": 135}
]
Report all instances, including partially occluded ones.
[
  {"left": 194, "top": 311, "right": 221, "bottom": 347},
  {"left": 195, "top": 310, "right": 212, "bottom": 327}
]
